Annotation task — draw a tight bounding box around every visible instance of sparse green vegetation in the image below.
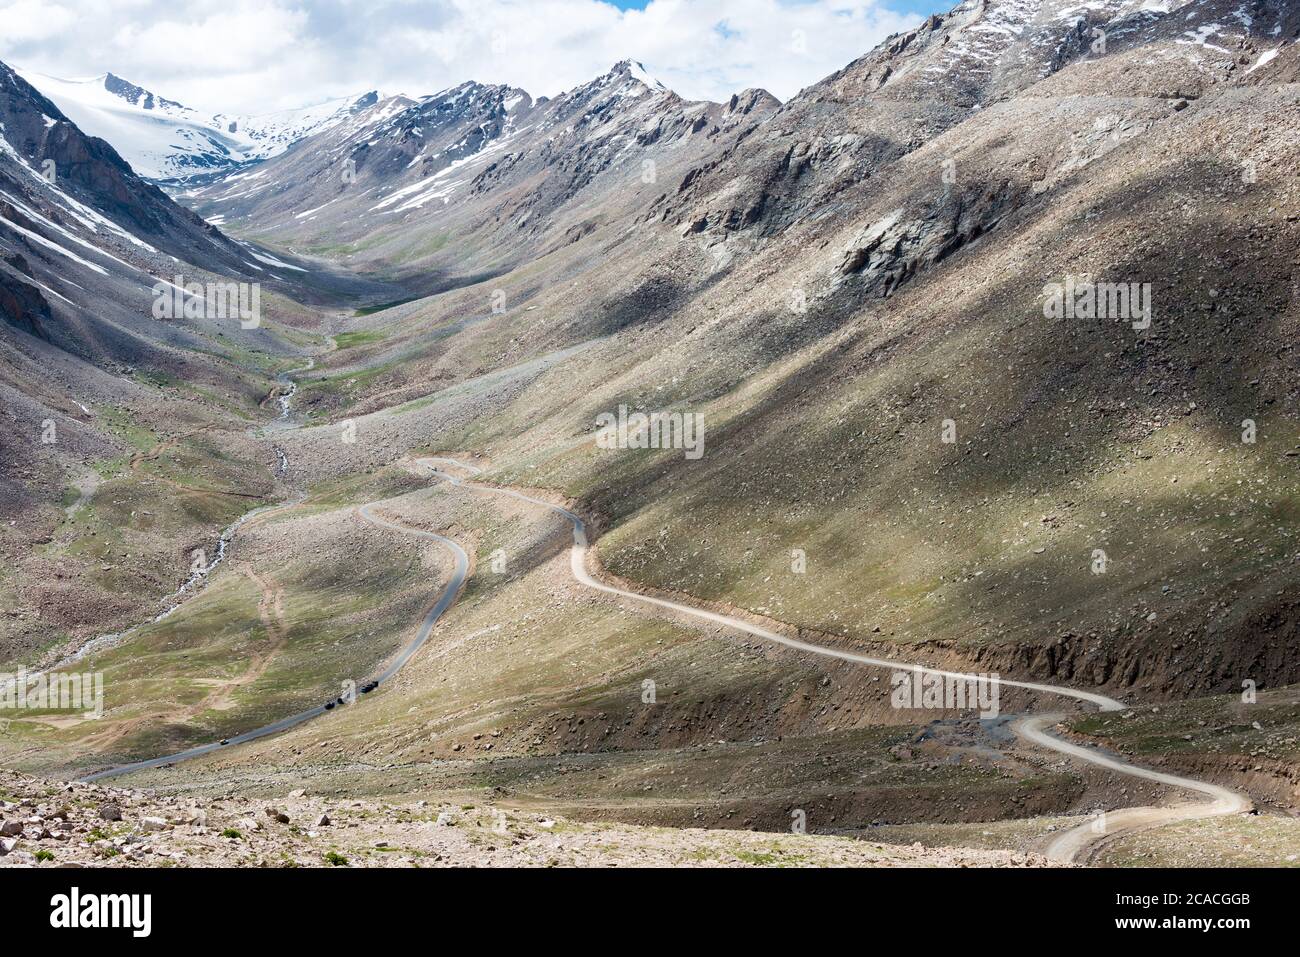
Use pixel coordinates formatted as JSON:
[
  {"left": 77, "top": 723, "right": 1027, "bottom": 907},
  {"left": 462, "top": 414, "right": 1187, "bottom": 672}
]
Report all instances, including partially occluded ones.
[{"left": 334, "top": 329, "right": 389, "bottom": 349}]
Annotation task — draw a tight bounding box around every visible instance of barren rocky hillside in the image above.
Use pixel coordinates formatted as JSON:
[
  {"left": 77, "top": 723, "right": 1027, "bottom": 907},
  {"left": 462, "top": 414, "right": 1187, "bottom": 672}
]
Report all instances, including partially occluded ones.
[
  {"left": 256, "top": 0, "right": 1300, "bottom": 696},
  {"left": 2, "top": 0, "right": 1298, "bottom": 870},
  {"left": 0, "top": 62, "right": 405, "bottom": 667},
  {"left": 188, "top": 60, "right": 780, "bottom": 283}
]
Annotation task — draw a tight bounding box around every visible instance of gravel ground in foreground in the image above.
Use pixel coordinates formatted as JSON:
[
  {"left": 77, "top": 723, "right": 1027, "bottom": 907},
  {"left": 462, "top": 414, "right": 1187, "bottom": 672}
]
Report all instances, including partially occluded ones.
[{"left": 0, "top": 769, "right": 1060, "bottom": 868}]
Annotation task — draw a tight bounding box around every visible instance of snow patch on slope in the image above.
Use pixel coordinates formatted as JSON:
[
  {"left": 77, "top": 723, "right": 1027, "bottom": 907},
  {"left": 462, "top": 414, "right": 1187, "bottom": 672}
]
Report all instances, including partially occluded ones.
[{"left": 16, "top": 69, "right": 383, "bottom": 183}]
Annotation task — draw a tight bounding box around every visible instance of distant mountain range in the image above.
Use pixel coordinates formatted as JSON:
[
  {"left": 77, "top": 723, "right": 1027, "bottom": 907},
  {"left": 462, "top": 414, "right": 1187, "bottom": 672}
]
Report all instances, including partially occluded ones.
[
  {"left": 185, "top": 59, "right": 779, "bottom": 279},
  {"left": 13, "top": 60, "right": 697, "bottom": 192},
  {"left": 14, "top": 69, "right": 390, "bottom": 184},
  {"left": 5, "top": 1, "right": 1300, "bottom": 860}
]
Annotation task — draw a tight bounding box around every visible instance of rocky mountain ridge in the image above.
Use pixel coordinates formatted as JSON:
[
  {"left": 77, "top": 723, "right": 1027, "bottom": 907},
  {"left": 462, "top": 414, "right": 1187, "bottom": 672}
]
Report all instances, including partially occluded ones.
[
  {"left": 17, "top": 69, "right": 389, "bottom": 184},
  {"left": 187, "top": 60, "right": 781, "bottom": 278}
]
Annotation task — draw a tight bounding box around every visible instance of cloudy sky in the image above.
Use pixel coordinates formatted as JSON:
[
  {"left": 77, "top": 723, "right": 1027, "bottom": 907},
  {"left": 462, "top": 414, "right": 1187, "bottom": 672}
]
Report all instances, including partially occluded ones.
[{"left": 0, "top": 0, "right": 951, "bottom": 114}]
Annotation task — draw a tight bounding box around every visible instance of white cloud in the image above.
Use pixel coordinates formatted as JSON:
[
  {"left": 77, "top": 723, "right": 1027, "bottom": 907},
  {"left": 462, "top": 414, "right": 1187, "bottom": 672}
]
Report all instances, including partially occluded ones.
[
  {"left": 0, "top": 0, "right": 77, "bottom": 42},
  {"left": 110, "top": 3, "right": 309, "bottom": 74},
  {"left": 1, "top": 0, "right": 923, "bottom": 113}
]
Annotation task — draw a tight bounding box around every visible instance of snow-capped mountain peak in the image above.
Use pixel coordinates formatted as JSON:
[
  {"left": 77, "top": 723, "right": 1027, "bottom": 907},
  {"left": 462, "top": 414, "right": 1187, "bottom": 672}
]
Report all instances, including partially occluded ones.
[
  {"left": 14, "top": 68, "right": 389, "bottom": 185},
  {"left": 608, "top": 59, "right": 673, "bottom": 97},
  {"left": 100, "top": 72, "right": 188, "bottom": 113},
  {"left": 220, "top": 91, "right": 387, "bottom": 156}
]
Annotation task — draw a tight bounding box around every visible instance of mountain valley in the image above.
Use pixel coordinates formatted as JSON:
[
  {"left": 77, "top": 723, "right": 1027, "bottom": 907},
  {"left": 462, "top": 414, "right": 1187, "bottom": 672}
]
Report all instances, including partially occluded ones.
[{"left": 2, "top": 0, "right": 1299, "bottom": 873}]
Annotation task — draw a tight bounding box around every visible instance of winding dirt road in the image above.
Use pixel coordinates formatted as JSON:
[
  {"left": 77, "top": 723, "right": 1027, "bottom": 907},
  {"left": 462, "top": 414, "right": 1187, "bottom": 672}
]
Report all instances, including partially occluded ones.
[
  {"left": 414, "top": 456, "right": 1250, "bottom": 865},
  {"left": 82, "top": 453, "right": 1250, "bottom": 864},
  {"left": 1017, "top": 713, "right": 1249, "bottom": 863},
  {"left": 81, "top": 500, "right": 468, "bottom": 783}
]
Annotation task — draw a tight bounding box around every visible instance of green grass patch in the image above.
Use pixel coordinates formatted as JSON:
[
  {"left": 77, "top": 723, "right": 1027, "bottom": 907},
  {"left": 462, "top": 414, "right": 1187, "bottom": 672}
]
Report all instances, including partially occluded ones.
[{"left": 334, "top": 329, "right": 390, "bottom": 350}]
